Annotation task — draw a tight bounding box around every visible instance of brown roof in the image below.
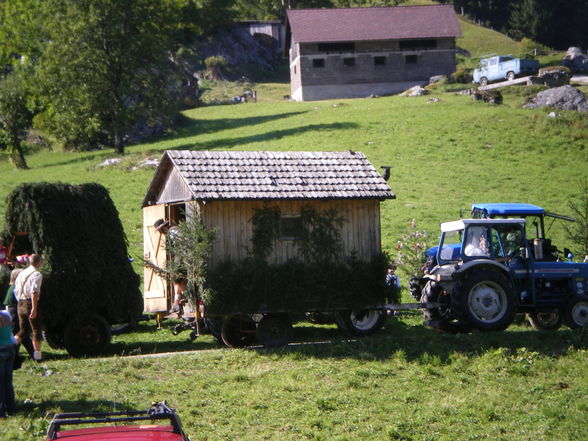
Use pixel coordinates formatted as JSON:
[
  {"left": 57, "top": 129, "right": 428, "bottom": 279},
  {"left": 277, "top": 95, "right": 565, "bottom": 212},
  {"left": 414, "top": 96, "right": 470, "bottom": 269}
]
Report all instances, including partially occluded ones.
[
  {"left": 287, "top": 5, "right": 461, "bottom": 44},
  {"left": 143, "top": 150, "right": 395, "bottom": 205}
]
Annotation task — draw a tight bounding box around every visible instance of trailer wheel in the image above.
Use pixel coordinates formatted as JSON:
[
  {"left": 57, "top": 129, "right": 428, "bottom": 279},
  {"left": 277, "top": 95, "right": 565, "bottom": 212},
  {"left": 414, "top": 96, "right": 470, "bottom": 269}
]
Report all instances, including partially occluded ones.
[
  {"left": 454, "top": 270, "right": 517, "bottom": 332},
  {"left": 527, "top": 309, "right": 562, "bottom": 331},
  {"left": 256, "top": 314, "right": 293, "bottom": 348},
  {"left": 204, "top": 317, "right": 224, "bottom": 345},
  {"left": 420, "top": 280, "right": 471, "bottom": 334},
  {"left": 220, "top": 315, "right": 256, "bottom": 348},
  {"left": 335, "top": 309, "right": 385, "bottom": 336},
  {"left": 479, "top": 77, "right": 488, "bottom": 86},
  {"left": 565, "top": 296, "right": 588, "bottom": 329},
  {"left": 43, "top": 329, "right": 65, "bottom": 350},
  {"left": 506, "top": 71, "right": 515, "bottom": 81},
  {"left": 63, "top": 314, "right": 112, "bottom": 356}
]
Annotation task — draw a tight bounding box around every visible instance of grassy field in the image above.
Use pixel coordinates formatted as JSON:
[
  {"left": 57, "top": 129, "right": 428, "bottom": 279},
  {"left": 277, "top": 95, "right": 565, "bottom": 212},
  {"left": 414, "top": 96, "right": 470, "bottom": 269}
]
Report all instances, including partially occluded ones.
[{"left": 1, "top": 13, "right": 588, "bottom": 440}]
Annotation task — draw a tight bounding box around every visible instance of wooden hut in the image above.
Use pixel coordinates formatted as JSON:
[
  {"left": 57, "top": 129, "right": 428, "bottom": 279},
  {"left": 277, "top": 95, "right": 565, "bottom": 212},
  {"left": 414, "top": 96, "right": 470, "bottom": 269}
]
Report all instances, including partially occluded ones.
[{"left": 141, "top": 150, "right": 395, "bottom": 315}]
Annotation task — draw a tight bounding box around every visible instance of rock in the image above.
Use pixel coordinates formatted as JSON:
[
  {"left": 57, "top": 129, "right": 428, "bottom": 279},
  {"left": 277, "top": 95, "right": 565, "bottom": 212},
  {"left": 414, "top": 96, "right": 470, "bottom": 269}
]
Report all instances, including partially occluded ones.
[
  {"left": 429, "top": 75, "right": 447, "bottom": 84},
  {"left": 426, "top": 97, "right": 440, "bottom": 103},
  {"left": 472, "top": 89, "right": 502, "bottom": 104},
  {"left": 98, "top": 158, "right": 123, "bottom": 168},
  {"left": 537, "top": 66, "right": 571, "bottom": 87},
  {"left": 563, "top": 47, "right": 588, "bottom": 73},
  {"left": 548, "top": 111, "right": 557, "bottom": 118},
  {"left": 402, "top": 85, "right": 428, "bottom": 97},
  {"left": 523, "top": 85, "right": 588, "bottom": 111}
]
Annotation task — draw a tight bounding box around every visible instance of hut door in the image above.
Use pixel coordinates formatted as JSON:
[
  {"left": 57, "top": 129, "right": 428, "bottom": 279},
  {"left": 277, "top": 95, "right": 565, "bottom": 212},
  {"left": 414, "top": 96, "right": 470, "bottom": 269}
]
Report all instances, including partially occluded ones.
[{"left": 143, "top": 204, "right": 168, "bottom": 313}]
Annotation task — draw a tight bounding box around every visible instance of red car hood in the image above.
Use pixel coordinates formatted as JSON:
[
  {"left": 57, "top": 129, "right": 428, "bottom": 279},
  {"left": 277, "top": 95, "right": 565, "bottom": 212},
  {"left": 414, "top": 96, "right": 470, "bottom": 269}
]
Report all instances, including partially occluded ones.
[{"left": 49, "top": 424, "right": 185, "bottom": 441}]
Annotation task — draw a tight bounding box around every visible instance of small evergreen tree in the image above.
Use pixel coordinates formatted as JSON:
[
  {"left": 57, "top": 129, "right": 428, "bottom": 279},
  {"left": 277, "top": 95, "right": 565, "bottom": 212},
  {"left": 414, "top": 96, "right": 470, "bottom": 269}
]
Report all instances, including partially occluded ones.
[{"left": 565, "top": 180, "right": 588, "bottom": 260}]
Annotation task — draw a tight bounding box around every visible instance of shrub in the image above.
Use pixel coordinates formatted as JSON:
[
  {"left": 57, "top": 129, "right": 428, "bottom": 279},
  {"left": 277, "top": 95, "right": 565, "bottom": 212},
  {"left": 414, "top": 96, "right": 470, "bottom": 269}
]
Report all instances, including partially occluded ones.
[{"left": 450, "top": 68, "right": 473, "bottom": 84}]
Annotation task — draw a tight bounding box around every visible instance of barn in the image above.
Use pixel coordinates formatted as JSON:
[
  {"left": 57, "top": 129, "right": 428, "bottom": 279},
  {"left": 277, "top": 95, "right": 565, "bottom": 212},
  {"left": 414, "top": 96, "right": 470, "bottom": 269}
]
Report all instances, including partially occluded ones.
[
  {"left": 287, "top": 5, "right": 462, "bottom": 101},
  {"left": 142, "top": 150, "right": 395, "bottom": 316}
]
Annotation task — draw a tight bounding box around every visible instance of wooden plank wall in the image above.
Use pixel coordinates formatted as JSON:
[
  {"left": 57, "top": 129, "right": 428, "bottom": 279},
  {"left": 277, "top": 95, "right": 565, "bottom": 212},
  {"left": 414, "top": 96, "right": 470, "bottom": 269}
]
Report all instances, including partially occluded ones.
[{"left": 201, "top": 199, "right": 381, "bottom": 271}]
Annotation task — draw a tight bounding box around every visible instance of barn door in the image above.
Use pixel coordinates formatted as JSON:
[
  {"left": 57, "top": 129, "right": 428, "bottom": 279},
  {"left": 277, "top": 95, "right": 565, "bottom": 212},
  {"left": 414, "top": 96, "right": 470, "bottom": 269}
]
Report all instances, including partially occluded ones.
[{"left": 143, "top": 204, "right": 169, "bottom": 313}]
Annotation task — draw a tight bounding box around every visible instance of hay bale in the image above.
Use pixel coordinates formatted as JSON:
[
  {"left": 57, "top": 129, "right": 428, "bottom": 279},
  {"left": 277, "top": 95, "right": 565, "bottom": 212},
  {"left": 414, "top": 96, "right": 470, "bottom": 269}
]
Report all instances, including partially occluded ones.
[{"left": 2, "top": 182, "right": 142, "bottom": 335}]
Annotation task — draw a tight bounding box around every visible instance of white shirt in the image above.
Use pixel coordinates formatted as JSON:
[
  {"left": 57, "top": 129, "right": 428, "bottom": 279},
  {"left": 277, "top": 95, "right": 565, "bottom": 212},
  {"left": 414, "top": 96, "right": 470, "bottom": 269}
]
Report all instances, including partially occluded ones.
[{"left": 14, "top": 264, "right": 43, "bottom": 300}]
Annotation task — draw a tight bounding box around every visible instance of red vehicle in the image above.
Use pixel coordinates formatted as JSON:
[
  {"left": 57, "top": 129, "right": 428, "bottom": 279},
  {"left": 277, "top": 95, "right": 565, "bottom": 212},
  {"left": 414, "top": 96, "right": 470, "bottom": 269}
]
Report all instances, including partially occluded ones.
[{"left": 45, "top": 402, "right": 190, "bottom": 441}]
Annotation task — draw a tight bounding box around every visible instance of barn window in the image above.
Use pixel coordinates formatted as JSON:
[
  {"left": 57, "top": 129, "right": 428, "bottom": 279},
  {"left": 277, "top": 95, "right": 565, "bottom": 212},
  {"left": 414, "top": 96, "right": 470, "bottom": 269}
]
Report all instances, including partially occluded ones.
[
  {"left": 399, "top": 39, "right": 437, "bottom": 50},
  {"left": 280, "top": 214, "right": 302, "bottom": 240},
  {"left": 343, "top": 57, "right": 356, "bottom": 67},
  {"left": 318, "top": 42, "right": 355, "bottom": 52},
  {"left": 312, "top": 58, "right": 325, "bottom": 68},
  {"left": 374, "top": 56, "right": 386, "bottom": 66},
  {"left": 405, "top": 55, "right": 418, "bottom": 64}
]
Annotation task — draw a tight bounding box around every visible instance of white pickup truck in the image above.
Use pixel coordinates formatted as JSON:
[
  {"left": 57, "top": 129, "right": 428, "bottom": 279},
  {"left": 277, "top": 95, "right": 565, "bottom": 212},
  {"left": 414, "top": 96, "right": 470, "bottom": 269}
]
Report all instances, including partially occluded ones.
[{"left": 473, "top": 55, "right": 539, "bottom": 86}]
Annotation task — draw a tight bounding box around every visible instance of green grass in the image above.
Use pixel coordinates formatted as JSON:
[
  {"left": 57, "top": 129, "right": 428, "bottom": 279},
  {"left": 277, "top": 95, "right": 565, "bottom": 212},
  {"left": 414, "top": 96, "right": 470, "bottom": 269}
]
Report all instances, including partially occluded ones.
[
  {"left": 4, "top": 315, "right": 588, "bottom": 441},
  {"left": 1, "top": 17, "right": 588, "bottom": 440}
]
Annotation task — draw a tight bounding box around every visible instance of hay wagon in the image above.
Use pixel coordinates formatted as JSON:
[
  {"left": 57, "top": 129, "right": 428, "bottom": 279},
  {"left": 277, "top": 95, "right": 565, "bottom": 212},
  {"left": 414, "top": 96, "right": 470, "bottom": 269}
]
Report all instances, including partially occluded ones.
[
  {"left": 142, "top": 150, "right": 396, "bottom": 347},
  {"left": 1, "top": 182, "right": 142, "bottom": 356}
]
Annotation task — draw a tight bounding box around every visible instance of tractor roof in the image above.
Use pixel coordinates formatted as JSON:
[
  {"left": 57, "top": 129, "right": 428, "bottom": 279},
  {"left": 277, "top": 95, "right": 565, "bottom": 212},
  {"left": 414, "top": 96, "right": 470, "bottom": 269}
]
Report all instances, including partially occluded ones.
[
  {"left": 441, "top": 218, "right": 525, "bottom": 233},
  {"left": 471, "top": 203, "right": 544, "bottom": 216}
]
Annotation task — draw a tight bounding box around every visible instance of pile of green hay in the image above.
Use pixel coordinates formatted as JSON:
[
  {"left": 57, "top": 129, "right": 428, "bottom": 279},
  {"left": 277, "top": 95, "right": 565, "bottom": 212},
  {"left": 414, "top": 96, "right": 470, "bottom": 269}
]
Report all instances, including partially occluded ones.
[{"left": 2, "top": 182, "right": 142, "bottom": 335}]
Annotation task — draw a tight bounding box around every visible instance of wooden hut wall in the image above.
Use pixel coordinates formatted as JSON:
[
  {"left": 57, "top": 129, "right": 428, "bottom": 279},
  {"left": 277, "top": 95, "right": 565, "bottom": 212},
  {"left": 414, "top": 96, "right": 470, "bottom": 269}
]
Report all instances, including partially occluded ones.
[
  {"left": 156, "top": 167, "right": 192, "bottom": 205},
  {"left": 143, "top": 203, "right": 169, "bottom": 313},
  {"left": 199, "top": 199, "right": 381, "bottom": 271}
]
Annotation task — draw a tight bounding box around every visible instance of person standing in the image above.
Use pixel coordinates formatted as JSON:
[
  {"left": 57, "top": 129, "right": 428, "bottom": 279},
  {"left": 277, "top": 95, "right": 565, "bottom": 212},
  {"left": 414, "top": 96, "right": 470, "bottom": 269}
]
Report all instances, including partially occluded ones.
[
  {"left": 0, "top": 309, "right": 16, "bottom": 417},
  {"left": 3, "top": 269, "right": 34, "bottom": 360},
  {"left": 14, "top": 254, "right": 44, "bottom": 362}
]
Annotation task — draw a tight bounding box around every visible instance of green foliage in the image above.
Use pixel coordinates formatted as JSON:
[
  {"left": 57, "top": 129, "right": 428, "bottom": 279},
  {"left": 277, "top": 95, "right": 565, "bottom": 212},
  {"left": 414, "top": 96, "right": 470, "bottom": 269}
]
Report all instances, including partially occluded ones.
[
  {"left": 204, "top": 55, "right": 228, "bottom": 81},
  {"left": 205, "top": 253, "right": 394, "bottom": 314},
  {"left": 2, "top": 182, "right": 142, "bottom": 332},
  {"left": 165, "top": 214, "right": 216, "bottom": 305},
  {"left": 449, "top": 67, "right": 472, "bottom": 84},
  {"left": 395, "top": 219, "right": 429, "bottom": 280},
  {"left": 0, "top": 71, "right": 33, "bottom": 169},
  {"left": 204, "top": 205, "right": 394, "bottom": 314},
  {"left": 565, "top": 180, "right": 588, "bottom": 259},
  {"left": 29, "top": 0, "right": 178, "bottom": 153}
]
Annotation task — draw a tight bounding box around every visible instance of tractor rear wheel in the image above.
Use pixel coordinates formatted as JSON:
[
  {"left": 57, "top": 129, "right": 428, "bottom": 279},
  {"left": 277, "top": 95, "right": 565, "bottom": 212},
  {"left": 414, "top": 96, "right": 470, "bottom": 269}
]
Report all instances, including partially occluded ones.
[
  {"left": 565, "top": 296, "right": 588, "bottom": 329},
  {"left": 527, "top": 309, "right": 563, "bottom": 331},
  {"left": 454, "top": 269, "right": 517, "bottom": 332}
]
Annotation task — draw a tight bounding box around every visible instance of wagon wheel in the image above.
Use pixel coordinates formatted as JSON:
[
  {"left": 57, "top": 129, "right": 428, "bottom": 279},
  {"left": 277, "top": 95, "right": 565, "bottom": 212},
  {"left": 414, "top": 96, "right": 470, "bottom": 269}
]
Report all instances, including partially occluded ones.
[
  {"left": 256, "top": 314, "right": 293, "bottom": 348},
  {"left": 63, "top": 314, "right": 112, "bottom": 357},
  {"left": 220, "top": 315, "right": 257, "bottom": 348},
  {"left": 527, "top": 309, "right": 563, "bottom": 331},
  {"left": 43, "top": 329, "right": 65, "bottom": 350},
  {"left": 335, "top": 309, "right": 385, "bottom": 336}
]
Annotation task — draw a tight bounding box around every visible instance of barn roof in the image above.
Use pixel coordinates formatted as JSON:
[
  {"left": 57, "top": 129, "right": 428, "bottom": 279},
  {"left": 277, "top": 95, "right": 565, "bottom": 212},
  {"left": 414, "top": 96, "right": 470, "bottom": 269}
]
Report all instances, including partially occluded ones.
[
  {"left": 142, "top": 150, "right": 395, "bottom": 206},
  {"left": 287, "top": 5, "right": 461, "bottom": 44}
]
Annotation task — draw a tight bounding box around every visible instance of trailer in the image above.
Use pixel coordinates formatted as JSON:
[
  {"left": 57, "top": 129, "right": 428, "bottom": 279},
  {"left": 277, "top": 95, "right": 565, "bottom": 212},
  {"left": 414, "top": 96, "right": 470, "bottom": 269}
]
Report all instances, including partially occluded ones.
[{"left": 142, "top": 150, "right": 397, "bottom": 347}]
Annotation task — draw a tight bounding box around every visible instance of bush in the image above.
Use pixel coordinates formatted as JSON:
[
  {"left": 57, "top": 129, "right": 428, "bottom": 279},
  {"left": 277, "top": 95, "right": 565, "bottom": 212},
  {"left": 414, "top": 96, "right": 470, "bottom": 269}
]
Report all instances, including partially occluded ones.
[{"left": 451, "top": 68, "right": 473, "bottom": 84}]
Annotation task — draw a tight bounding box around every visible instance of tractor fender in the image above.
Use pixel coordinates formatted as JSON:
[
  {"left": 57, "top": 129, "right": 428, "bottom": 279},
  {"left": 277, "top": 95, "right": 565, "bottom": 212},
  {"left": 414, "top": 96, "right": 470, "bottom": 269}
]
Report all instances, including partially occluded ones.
[{"left": 453, "top": 259, "right": 512, "bottom": 282}]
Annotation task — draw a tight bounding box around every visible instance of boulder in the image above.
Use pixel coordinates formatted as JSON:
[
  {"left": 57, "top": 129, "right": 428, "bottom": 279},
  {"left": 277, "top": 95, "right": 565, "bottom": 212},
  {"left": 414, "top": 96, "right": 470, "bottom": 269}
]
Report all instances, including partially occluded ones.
[
  {"left": 472, "top": 89, "right": 502, "bottom": 104},
  {"left": 402, "top": 85, "right": 428, "bottom": 97},
  {"left": 523, "top": 85, "right": 588, "bottom": 111},
  {"left": 562, "top": 47, "right": 588, "bottom": 73},
  {"left": 536, "top": 66, "right": 571, "bottom": 87},
  {"left": 429, "top": 75, "right": 447, "bottom": 85}
]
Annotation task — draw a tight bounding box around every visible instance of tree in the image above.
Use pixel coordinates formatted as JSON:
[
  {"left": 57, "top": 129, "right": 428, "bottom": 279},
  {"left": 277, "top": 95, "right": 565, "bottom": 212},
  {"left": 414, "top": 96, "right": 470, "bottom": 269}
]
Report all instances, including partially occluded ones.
[
  {"left": 0, "top": 71, "right": 33, "bottom": 169},
  {"left": 565, "top": 180, "right": 588, "bottom": 260},
  {"left": 33, "top": 0, "right": 178, "bottom": 153}
]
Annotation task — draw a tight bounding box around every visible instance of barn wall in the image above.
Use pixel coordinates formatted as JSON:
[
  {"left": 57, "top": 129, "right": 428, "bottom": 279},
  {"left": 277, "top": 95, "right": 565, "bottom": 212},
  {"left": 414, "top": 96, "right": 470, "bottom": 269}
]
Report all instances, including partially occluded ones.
[{"left": 198, "top": 199, "right": 382, "bottom": 271}]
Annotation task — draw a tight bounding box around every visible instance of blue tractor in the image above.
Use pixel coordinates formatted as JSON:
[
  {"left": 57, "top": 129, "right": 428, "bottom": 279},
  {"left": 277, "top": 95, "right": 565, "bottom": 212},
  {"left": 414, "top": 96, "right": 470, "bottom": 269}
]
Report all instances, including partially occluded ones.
[{"left": 416, "top": 205, "right": 588, "bottom": 333}]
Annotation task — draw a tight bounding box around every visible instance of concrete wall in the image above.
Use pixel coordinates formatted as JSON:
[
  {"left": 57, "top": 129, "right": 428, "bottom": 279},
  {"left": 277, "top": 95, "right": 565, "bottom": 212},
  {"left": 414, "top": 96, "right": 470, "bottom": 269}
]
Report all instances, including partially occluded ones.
[{"left": 289, "top": 38, "right": 456, "bottom": 101}]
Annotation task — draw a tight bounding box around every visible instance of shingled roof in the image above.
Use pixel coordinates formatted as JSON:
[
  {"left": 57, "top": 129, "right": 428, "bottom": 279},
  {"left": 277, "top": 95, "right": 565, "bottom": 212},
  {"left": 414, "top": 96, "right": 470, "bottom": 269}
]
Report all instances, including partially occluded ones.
[
  {"left": 287, "top": 5, "right": 461, "bottom": 44},
  {"left": 142, "top": 150, "right": 395, "bottom": 206}
]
